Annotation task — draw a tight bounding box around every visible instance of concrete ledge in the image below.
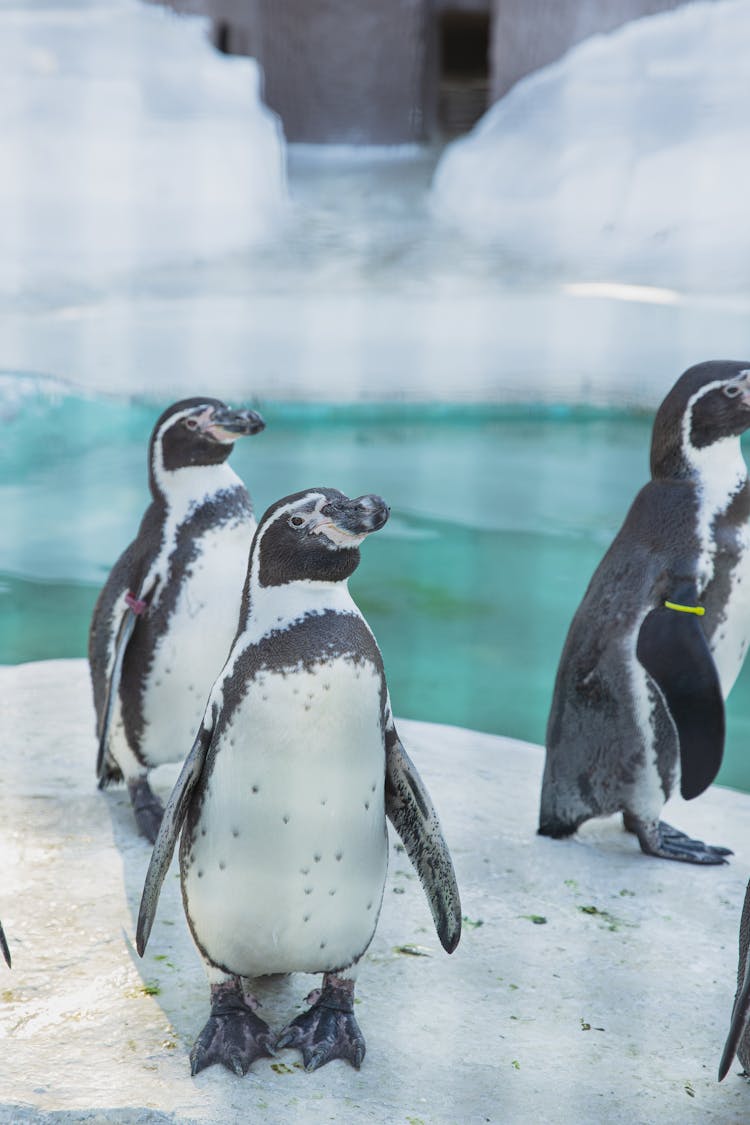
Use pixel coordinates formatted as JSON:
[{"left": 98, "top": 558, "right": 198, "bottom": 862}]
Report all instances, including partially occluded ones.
[{"left": 1, "top": 660, "right": 749, "bottom": 1123}]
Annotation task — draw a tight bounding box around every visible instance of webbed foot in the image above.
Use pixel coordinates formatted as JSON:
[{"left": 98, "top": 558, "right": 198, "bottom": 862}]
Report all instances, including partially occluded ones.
[
  {"left": 623, "top": 813, "right": 731, "bottom": 865},
  {"left": 276, "top": 974, "right": 365, "bottom": 1071},
  {"left": 127, "top": 777, "right": 164, "bottom": 844},
  {"left": 190, "top": 980, "right": 274, "bottom": 1077}
]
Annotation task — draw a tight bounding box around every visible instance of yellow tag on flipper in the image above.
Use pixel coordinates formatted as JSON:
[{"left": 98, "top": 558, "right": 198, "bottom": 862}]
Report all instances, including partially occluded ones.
[{"left": 664, "top": 600, "right": 705, "bottom": 616}]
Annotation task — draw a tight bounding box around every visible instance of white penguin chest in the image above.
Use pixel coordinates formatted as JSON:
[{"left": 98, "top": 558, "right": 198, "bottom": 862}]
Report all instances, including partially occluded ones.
[
  {"left": 688, "top": 445, "right": 750, "bottom": 697},
  {"left": 708, "top": 524, "right": 750, "bottom": 698},
  {"left": 182, "top": 655, "right": 389, "bottom": 977},
  {"left": 139, "top": 518, "right": 253, "bottom": 764}
]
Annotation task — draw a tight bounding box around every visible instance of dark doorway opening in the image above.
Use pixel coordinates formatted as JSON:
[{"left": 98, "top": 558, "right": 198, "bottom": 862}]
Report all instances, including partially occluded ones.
[
  {"left": 213, "top": 22, "right": 231, "bottom": 55},
  {"left": 438, "top": 11, "right": 490, "bottom": 135}
]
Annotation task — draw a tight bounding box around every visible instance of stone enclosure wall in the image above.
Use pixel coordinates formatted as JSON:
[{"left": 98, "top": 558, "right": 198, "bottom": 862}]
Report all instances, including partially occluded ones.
[{"left": 148, "top": 0, "right": 694, "bottom": 142}]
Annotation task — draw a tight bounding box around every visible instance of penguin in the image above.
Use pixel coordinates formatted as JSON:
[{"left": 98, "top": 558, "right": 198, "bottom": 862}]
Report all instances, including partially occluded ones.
[
  {"left": 539, "top": 360, "right": 750, "bottom": 864},
  {"left": 719, "top": 879, "right": 750, "bottom": 1081},
  {"left": 136, "top": 487, "right": 461, "bottom": 1076},
  {"left": 0, "top": 921, "right": 9, "bottom": 968},
  {"left": 89, "top": 397, "right": 265, "bottom": 842}
]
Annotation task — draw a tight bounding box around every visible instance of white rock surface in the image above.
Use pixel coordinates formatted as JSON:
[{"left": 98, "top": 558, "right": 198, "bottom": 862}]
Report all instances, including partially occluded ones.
[
  {"left": 1, "top": 659, "right": 750, "bottom": 1123},
  {"left": 432, "top": 0, "right": 750, "bottom": 293},
  {"left": 0, "top": 0, "right": 285, "bottom": 294}
]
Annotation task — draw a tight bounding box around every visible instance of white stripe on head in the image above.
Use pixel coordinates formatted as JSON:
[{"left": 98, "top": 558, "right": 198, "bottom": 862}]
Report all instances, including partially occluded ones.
[
  {"left": 248, "top": 493, "right": 328, "bottom": 592},
  {"left": 151, "top": 405, "right": 243, "bottom": 516},
  {"left": 235, "top": 492, "right": 362, "bottom": 650},
  {"left": 681, "top": 379, "right": 748, "bottom": 487},
  {"left": 152, "top": 404, "right": 211, "bottom": 491},
  {"left": 138, "top": 404, "right": 247, "bottom": 614},
  {"left": 681, "top": 379, "right": 748, "bottom": 587}
]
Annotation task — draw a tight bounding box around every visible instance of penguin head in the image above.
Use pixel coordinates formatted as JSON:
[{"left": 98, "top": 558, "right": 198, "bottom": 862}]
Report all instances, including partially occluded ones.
[
  {"left": 148, "top": 397, "right": 265, "bottom": 494},
  {"left": 651, "top": 361, "right": 750, "bottom": 478},
  {"left": 251, "top": 488, "right": 390, "bottom": 588}
]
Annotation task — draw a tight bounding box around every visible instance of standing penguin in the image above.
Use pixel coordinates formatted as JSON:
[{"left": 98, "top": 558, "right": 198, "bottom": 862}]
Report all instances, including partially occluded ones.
[
  {"left": 719, "top": 879, "right": 750, "bottom": 1081},
  {"left": 137, "top": 487, "right": 461, "bottom": 1076},
  {"left": 0, "top": 921, "right": 9, "bottom": 968},
  {"left": 539, "top": 360, "right": 750, "bottom": 863},
  {"left": 89, "top": 397, "right": 265, "bottom": 842}
]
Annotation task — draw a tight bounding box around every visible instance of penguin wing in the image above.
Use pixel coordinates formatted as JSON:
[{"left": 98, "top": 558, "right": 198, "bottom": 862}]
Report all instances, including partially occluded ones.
[
  {"left": 384, "top": 722, "right": 462, "bottom": 954},
  {"left": 0, "top": 921, "right": 10, "bottom": 969},
  {"left": 636, "top": 582, "right": 725, "bottom": 800},
  {"left": 719, "top": 946, "right": 750, "bottom": 1080},
  {"left": 136, "top": 720, "right": 212, "bottom": 957},
  {"left": 94, "top": 573, "right": 161, "bottom": 781},
  {"left": 719, "top": 880, "right": 750, "bottom": 1081},
  {"left": 94, "top": 601, "right": 138, "bottom": 780}
]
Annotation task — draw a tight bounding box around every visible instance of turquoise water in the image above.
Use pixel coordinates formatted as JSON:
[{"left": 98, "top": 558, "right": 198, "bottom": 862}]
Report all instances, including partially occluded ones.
[{"left": 3, "top": 383, "right": 750, "bottom": 792}]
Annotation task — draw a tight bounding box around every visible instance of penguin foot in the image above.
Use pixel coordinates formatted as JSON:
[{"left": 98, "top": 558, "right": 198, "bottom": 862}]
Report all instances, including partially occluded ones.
[
  {"left": 127, "top": 778, "right": 165, "bottom": 844},
  {"left": 190, "top": 982, "right": 274, "bottom": 1077},
  {"left": 276, "top": 975, "right": 365, "bottom": 1072},
  {"left": 623, "top": 814, "right": 732, "bottom": 864},
  {"left": 97, "top": 756, "right": 123, "bottom": 789}
]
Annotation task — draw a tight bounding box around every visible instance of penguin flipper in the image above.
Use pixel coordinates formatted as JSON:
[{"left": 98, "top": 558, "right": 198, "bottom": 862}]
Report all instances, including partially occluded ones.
[
  {"left": 95, "top": 605, "right": 137, "bottom": 781},
  {"left": 719, "top": 880, "right": 750, "bottom": 1080},
  {"left": 720, "top": 935, "right": 750, "bottom": 1079},
  {"left": 0, "top": 921, "right": 10, "bottom": 968},
  {"left": 136, "top": 721, "right": 212, "bottom": 956},
  {"left": 636, "top": 589, "right": 725, "bottom": 800},
  {"left": 384, "top": 726, "right": 461, "bottom": 954},
  {"left": 95, "top": 578, "right": 159, "bottom": 783}
]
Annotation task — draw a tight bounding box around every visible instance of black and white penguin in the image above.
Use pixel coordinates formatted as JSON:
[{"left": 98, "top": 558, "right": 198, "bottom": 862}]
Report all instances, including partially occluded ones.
[
  {"left": 719, "top": 879, "right": 750, "bottom": 1081},
  {"left": 89, "top": 397, "right": 265, "bottom": 842},
  {"left": 136, "top": 487, "right": 461, "bottom": 1076},
  {"left": 0, "top": 921, "right": 9, "bottom": 968},
  {"left": 539, "top": 360, "right": 750, "bottom": 864}
]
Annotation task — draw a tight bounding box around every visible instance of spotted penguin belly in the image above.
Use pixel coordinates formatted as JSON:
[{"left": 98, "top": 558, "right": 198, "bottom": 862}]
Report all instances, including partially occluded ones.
[
  {"left": 138, "top": 520, "right": 252, "bottom": 768},
  {"left": 181, "top": 656, "right": 389, "bottom": 978}
]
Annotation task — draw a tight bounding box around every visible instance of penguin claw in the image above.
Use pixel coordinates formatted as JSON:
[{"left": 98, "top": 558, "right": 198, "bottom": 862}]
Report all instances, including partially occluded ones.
[
  {"left": 627, "top": 816, "right": 731, "bottom": 865},
  {"left": 276, "top": 993, "right": 366, "bottom": 1072},
  {"left": 274, "top": 1027, "right": 296, "bottom": 1052},
  {"left": 189, "top": 1006, "right": 274, "bottom": 1077},
  {"left": 127, "top": 778, "right": 165, "bottom": 844}
]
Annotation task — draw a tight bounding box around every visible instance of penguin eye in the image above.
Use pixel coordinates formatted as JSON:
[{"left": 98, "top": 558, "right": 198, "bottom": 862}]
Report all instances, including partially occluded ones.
[
  {"left": 184, "top": 416, "right": 201, "bottom": 431},
  {"left": 288, "top": 515, "right": 306, "bottom": 529},
  {"left": 723, "top": 384, "right": 743, "bottom": 399}
]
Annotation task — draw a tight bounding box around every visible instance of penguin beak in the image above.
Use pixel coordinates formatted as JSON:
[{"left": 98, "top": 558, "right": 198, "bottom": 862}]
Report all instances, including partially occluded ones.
[
  {"left": 313, "top": 494, "right": 390, "bottom": 544},
  {"left": 203, "top": 407, "right": 266, "bottom": 443}
]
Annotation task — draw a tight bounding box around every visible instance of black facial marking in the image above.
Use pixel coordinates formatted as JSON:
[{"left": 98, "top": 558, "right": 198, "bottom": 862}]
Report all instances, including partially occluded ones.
[
  {"left": 651, "top": 361, "right": 750, "bottom": 478},
  {"left": 150, "top": 398, "right": 230, "bottom": 486},
  {"left": 234, "top": 488, "right": 386, "bottom": 627},
  {"left": 690, "top": 385, "right": 750, "bottom": 450},
  {"left": 257, "top": 516, "right": 361, "bottom": 587}
]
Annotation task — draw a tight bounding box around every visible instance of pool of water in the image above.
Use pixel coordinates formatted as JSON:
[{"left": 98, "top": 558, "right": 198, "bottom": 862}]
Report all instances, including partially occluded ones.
[{"left": 3, "top": 377, "right": 750, "bottom": 793}]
